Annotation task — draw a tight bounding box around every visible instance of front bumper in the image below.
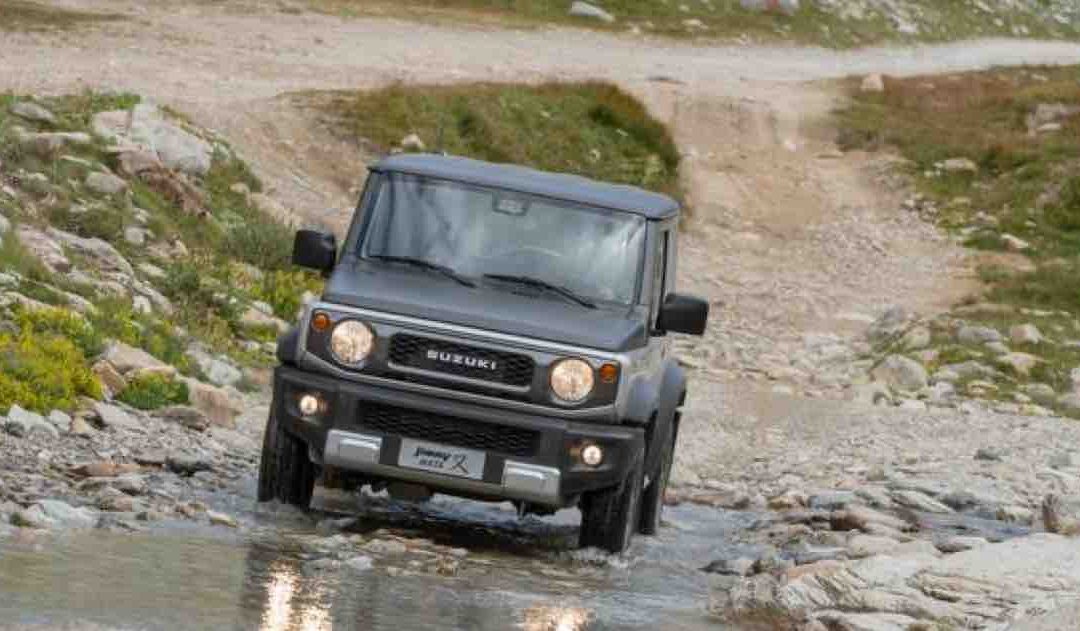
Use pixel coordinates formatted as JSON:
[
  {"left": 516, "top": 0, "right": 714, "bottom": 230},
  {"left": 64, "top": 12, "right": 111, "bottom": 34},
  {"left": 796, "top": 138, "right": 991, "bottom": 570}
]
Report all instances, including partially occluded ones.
[{"left": 274, "top": 366, "right": 643, "bottom": 507}]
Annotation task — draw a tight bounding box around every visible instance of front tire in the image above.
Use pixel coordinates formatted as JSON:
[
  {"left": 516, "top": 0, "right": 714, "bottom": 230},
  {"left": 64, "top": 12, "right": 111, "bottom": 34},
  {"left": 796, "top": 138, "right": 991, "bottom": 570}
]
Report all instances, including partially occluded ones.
[
  {"left": 579, "top": 448, "right": 645, "bottom": 554},
  {"left": 257, "top": 411, "right": 317, "bottom": 508},
  {"left": 639, "top": 416, "right": 677, "bottom": 535}
]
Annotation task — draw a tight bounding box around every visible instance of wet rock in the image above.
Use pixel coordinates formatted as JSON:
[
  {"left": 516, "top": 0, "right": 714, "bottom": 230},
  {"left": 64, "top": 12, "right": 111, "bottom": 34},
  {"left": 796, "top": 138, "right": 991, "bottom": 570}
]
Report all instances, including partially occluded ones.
[
  {"left": 166, "top": 452, "right": 212, "bottom": 476},
  {"left": 156, "top": 406, "right": 210, "bottom": 432},
  {"left": 93, "top": 402, "right": 141, "bottom": 430},
  {"left": 1042, "top": 494, "right": 1080, "bottom": 536},
  {"left": 871, "top": 355, "right": 927, "bottom": 392},
  {"left": 569, "top": 1, "right": 615, "bottom": 22},
  {"left": 957, "top": 325, "right": 1002, "bottom": 345},
  {"left": 4, "top": 405, "right": 59, "bottom": 438},
  {"left": 207, "top": 510, "right": 238, "bottom": 528},
  {"left": 85, "top": 172, "right": 128, "bottom": 195},
  {"left": 10, "top": 101, "right": 56, "bottom": 125}
]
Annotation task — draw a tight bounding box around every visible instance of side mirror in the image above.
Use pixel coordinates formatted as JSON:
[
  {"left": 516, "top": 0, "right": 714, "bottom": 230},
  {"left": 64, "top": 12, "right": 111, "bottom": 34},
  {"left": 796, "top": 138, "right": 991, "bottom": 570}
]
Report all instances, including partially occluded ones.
[
  {"left": 657, "top": 293, "right": 709, "bottom": 335},
  {"left": 292, "top": 230, "right": 337, "bottom": 275}
]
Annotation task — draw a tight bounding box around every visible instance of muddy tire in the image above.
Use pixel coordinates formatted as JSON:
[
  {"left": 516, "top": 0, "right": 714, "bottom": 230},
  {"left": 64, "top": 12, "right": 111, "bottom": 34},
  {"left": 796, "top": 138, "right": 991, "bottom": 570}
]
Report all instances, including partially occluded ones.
[
  {"left": 257, "top": 412, "right": 316, "bottom": 508},
  {"left": 639, "top": 416, "right": 677, "bottom": 535},
  {"left": 579, "top": 448, "right": 644, "bottom": 554}
]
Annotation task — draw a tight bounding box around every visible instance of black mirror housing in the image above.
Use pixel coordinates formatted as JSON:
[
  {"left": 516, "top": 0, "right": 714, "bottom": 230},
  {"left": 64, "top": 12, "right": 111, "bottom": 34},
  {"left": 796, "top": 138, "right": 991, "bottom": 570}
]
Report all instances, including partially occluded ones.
[
  {"left": 657, "top": 293, "right": 709, "bottom": 335},
  {"left": 292, "top": 230, "right": 337, "bottom": 275}
]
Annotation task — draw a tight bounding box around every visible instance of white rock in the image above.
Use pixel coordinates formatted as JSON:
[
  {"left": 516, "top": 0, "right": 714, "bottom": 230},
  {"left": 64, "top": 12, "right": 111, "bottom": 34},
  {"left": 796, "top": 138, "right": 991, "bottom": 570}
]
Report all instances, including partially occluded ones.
[
  {"left": 132, "top": 295, "right": 153, "bottom": 315},
  {"left": 93, "top": 402, "right": 141, "bottom": 430},
  {"left": 897, "top": 399, "right": 927, "bottom": 412},
  {"left": 138, "top": 262, "right": 166, "bottom": 279},
  {"left": 103, "top": 341, "right": 172, "bottom": 375},
  {"left": 399, "top": 133, "right": 426, "bottom": 151},
  {"left": 15, "top": 226, "right": 70, "bottom": 273},
  {"left": 92, "top": 105, "right": 212, "bottom": 176},
  {"left": 569, "top": 1, "right": 616, "bottom": 22},
  {"left": 46, "top": 410, "right": 72, "bottom": 432},
  {"left": 4, "top": 405, "right": 59, "bottom": 438},
  {"left": 957, "top": 325, "right": 1002, "bottom": 345},
  {"left": 860, "top": 73, "right": 885, "bottom": 93},
  {"left": 47, "top": 228, "right": 134, "bottom": 276},
  {"left": 1002, "top": 233, "right": 1031, "bottom": 252},
  {"left": 186, "top": 348, "right": 243, "bottom": 388},
  {"left": 995, "top": 352, "right": 1040, "bottom": 377},
  {"left": 941, "top": 157, "right": 978, "bottom": 173},
  {"left": 10, "top": 101, "right": 56, "bottom": 125},
  {"left": 871, "top": 355, "right": 928, "bottom": 392},
  {"left": 85, "top": 172, "right": 128, "bottom": 195},
  {"left": 124, "top": 227, "right": 147, "bottom": 246}
]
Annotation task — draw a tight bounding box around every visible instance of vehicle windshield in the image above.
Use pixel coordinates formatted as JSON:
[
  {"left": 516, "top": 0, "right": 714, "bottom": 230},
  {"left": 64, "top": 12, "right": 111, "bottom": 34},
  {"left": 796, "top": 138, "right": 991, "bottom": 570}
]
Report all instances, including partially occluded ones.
[{"left": 359, "top": 173, "right": 647, "bottom": 306}]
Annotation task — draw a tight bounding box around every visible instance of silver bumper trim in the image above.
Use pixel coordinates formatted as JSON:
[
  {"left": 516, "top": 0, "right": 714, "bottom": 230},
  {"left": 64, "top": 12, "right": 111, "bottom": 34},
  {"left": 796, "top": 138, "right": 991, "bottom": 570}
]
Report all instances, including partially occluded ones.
[{"left": 323, "top": 430, "right": 562, "bottom": 506}]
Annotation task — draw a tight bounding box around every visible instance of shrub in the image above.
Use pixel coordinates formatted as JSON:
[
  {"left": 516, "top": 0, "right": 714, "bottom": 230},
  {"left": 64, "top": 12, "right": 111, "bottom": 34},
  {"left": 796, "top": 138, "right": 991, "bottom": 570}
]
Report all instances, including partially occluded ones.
[
  {"left": 14, "top": 304, "right": 102, "bottom": 356},
  {"left": 254, "top": 270, "right": 323, "bottom": 320},
  {"left": 116, "top": 373, "right": 189, "bottom": 410},
  {"left": 0, "top": 330, "right": 102, "bottom": 414},
  {"left": 222, "top": 219, "right": 293, "bottom": 271}
]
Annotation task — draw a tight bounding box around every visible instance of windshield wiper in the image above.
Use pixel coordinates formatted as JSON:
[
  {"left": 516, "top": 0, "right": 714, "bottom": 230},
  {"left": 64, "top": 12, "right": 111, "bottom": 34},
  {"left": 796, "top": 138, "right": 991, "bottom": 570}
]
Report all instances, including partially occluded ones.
[
  {"left": 368, "top": 255, "right": 476, "bottom": 287},
  {"left": 483, "top": 274, "right": 597, "bottom": 309}
]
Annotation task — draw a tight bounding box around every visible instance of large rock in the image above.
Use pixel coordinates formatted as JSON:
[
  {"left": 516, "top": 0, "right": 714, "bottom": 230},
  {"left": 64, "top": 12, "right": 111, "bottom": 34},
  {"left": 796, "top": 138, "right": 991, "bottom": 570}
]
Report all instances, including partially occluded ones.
[
  {"left": 871, "top": 355, "right": 928, "bottom": 392},
  {"left": 93, "top": 401, "right": 141, "bottom": 430},
  {"left": 92, "top": 104, "right": 212, "bottom": 176},
  {"left": 47, "top": 228, "right": 134, "bottom": 277},
  {"left": 101, "top": 341, "right": 172, "bottom": 376},
  {"left": 186, "top": 347, "right": 243, "bottom": 388},
  {"left": 184, "top": 380, "right": 242, "bottom": 428},
  {"left": 15, "top": 226, "right": 70, "bottom": 273},
  {"left": 710, "top": 534, "right": 1080, "bottom": 629},
  {"left": 14, "top": 500, "right": 98, "bottom": 530},
  {"left": 10, "top": 101, "right": 56, "bottom": 125},
  {"left": 4, "top": 405, "right": 59, "bottom": 438},
  {"left": 568, "top": 1, "right": 615, "bottom": 22}
]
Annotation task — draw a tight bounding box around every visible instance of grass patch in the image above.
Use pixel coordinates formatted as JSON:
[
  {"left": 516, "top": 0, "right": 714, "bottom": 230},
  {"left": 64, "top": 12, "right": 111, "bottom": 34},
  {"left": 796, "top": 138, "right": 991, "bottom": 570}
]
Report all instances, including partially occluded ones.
[
  {"left": 0, "top": 0, "right": 123, "bottom": 32},
  {"left": 317, "top": 81, "right": 681, "bottom": 200},
  {"left": 303, "top": 0, "right": 1080, "bottom": 47},
  {"left": 116, "top": 373, "right": 189, "bottom": 410}
]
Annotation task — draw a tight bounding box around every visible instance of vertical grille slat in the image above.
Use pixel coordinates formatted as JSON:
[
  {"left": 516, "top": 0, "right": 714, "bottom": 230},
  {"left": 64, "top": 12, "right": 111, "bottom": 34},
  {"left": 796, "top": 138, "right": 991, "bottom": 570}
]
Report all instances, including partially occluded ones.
[
  {"left": 358, "top": 402, "right": 540, "bottom": 457},
  {"left": 388, "top": 334, "right": 535, "bottom": 387}
]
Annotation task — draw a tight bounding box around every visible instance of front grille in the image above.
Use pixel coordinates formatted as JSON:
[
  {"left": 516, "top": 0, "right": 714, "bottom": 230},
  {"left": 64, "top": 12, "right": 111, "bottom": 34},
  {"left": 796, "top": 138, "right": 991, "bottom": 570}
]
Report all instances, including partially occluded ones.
[
  {"left": 358, "top": 402, "right": 540, "bottom": 458},
  {"left": 388, "top": 334, "right": 535, "bottom": 387}
]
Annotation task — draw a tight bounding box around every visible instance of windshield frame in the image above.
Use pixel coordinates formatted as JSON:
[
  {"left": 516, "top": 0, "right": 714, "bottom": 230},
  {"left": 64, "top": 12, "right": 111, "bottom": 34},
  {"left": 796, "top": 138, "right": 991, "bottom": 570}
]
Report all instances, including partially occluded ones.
[{"left": 346, "top": 172, "right": 650, "bottom": 309}]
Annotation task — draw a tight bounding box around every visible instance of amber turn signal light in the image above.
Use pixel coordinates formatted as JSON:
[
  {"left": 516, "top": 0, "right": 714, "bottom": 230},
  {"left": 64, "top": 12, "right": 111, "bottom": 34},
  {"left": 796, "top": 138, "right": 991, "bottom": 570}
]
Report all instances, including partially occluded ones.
[
  {"left": 599, "top": 363, "right": 619, "bottom": 384},
  {"left": 311, "top": 311, "right": 331, "bottom": 332}
]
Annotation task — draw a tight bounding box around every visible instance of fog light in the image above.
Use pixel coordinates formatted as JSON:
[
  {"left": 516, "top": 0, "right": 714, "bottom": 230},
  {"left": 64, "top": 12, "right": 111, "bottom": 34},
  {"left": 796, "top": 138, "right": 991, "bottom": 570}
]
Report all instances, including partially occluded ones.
[
  {"left": 581, "top": 444, "right": 604, "bottom": 467},
  {"left": 298, "top": 394, "right": 321, "bottom": 417}
]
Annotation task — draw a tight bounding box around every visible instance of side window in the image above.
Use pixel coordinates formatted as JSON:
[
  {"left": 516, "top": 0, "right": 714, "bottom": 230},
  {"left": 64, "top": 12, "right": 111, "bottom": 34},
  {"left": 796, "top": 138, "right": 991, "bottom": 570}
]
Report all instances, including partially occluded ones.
[{"left": 651, "top": 230, "right": 670, "bottom": 329}]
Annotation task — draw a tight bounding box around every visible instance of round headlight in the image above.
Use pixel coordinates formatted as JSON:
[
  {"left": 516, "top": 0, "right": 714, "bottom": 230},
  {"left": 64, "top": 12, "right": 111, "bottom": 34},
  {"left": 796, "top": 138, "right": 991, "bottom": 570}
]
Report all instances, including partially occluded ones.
[
  {"left": 550, "top": 358, "right": 595, "bottom": 403},
  {"left": 329, "top": 320, "right": 374, "bottom": 366}
]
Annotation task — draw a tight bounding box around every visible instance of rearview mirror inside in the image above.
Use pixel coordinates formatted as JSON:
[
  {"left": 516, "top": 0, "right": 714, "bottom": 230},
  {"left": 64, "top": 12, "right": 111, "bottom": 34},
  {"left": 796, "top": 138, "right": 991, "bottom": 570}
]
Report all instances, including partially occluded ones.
[
  {"left": 657, "top": 293, "right": 709, "bottom": 335},
  {"left": 292, "top": 230, "right": 337, "bottom": 275}
]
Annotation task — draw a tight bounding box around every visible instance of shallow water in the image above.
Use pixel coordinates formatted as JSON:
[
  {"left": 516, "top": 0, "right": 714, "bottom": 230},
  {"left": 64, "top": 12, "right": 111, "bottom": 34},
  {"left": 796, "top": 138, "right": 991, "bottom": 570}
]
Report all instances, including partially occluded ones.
[{"left": 0, "top": 489, "right": 758, "bottom": 630}]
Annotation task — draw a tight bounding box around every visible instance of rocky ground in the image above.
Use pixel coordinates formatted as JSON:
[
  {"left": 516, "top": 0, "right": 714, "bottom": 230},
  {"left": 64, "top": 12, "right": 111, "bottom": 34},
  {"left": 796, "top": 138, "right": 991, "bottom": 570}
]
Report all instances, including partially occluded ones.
[{"left": 2, "top": 2, "right": 1080, "bottom": 629}]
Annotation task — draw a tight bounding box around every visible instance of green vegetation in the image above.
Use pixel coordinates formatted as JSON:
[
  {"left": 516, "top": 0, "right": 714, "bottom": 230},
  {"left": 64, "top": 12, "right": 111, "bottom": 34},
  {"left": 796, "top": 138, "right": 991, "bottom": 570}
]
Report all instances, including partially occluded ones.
[
  {"left": 837, "top": 65, "right": 1080, "bottom": 413},
  {"left": 116, "top": 373, "right": 189, "bottom": 410},
  {"left": 0, "top": 0, "right": 123, "bottom": 32},
  {"left": 0, "top": 307, "right": 102, "bottom": 415},
  {"left": 304, "top": 0, "right": 1080, "bottom": 48},
  {"left": 318, "top": 81, "right": 682, "bottom": 200}
]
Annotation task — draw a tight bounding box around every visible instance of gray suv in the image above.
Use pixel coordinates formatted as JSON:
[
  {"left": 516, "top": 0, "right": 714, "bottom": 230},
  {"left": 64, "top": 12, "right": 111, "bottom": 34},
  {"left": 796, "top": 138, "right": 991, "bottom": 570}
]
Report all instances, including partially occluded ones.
[{"left": 261, "top": 154, "right": 708, "bottom": 553}]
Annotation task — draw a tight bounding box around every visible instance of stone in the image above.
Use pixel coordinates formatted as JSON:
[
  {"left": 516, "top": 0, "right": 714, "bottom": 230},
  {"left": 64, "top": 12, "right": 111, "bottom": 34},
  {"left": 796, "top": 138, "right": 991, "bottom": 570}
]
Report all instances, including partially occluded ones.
[
  {"left": 47, "top": 228, "right": 134, "bottom": 277},
  {"left": 897, "top": 399, "right": 927, "bottom": 412},
  {"left": 10, "top": 101, "right": 56, "bottom": 125},
  {"left": 15, "top": 226, "right": 70, "bottom": 273},
  {"left": 344, "top": 555, "right": 374, "bottom": 572},
  {"left": 116, "top": 149, "right": 163, "bottom": 177},
  {"left": 866, "top": 306, "right": 909, "bottom": 342},
  {"left": 889, "top": 490, "right": 953, "bottom": 514},
  {"left": 186, "top": 348, "right": 243, "bottom": 388},
  {"left": 92, "top": 105, "right": 213, "bottom": 176},
  {"left": 85, "top": 172, "right": 128, "bottom": 195},
  {"left": 22, "top": 132, "right": 93, "bottom": 157},
  {"left": 1002, "top": 233, "right": 1031, "bottom": 252},
  {"left": 831, "top": 506, "right": 909, "bottom": 534},
  {"left": 846, "top": 534, "right": 899, "bottom": 559},
  {"left": 957, "top": 325, "right": 1002, "bottom": 345},
  {"left": 996, "top": 352, "right": 1040, "bottom": 377},
  {"left": 92, "top": 360, "right": 128, "bottom": 396},
  {"left": 702, "top": 557, "right": 755, "bottom": 576},
  {"left": 132, "top": 295, "right": 152, "bottom": 315},
  {"left": 852, "top": 382, "right": 891, "bottom": 407},
  {"left": 984, "top": 341, "right": 1010, "bottom": 356},
  {"left": 184, "top": 380, "right": 242, "bottom": 428},
  {"left": 900, "top": 326, "right": 930, "bottom": 350},
  {"left": 860, "top": 73, "right": 885, "bottom": 93},
  {"left": 46, "top": 410, "right": 72, "bottom": 432},
  {"left": 936, "top": 536, "right": 988, "bottom": 554},
  {"left": 974, "top": 446, "right": 1004, "bottom": 462},
  {"left": 138, "top": 262, "right": 166, "bottom": 279},
  {"left": 12, "top": 505, "right": 51, "bottom": 529},
  {"left": 997, "top": 504, "right": 1035, "bottom": 524},
  {"left": 1057, "top": 393, "right": 1080, "bottom": 416},
  {"left": 123, "top": 226, "right": 147, "bottom": 247},
  {"left": 69, "top": 415, "right": 95, "bottom": 435},
  {"left": 166, "top": 452, "right": 212, "bottom": 476},
  {"left": 399, "top": 133, "right": 426, "bottom": 151},
  {"left": 156, "top": 406, "right": 210, "bottom": 432},
  {"left": 871, "top": 355, "right": 928, "bottom": 392},
  {"left": 249, "top": 193, "right": 295, "bottom": 227},
  {"left": 569, "top": 1, "right": 615, "bottom": 22},
  {"left": 207, "top": 510, "right": 238, "bottom": 528},
  {"left": 808, "top": 492, "right": 857, "bottom": 511},
  {"left": 1011, "top": 323, "right": 1043, "bottom": 345},
  {"left": 102, "top": 341, "right": 171, "bottom": 376},
  {"left": 363, "top": 539, "right": 408, "bottom": 555},
  {"left": 37, "top": 500, "right": 98, "bottom": 530},
  {"left": 239, "top": 306, "right": 289, "bottom": 334},
  {"left": 4, "top": 404, "right": 60, "bottom": 438},
  {"left": 941, "top": 361, "right": 995, "bottom": 380},
  {"left": 1042, "top": 494, "right": 1080, "bottom": 536},
  {"left": 941, "top": 157, "right": 978, "bottom": 173},
  {"left": 93, "top": 402, "right": 141, "bottom": 430}
]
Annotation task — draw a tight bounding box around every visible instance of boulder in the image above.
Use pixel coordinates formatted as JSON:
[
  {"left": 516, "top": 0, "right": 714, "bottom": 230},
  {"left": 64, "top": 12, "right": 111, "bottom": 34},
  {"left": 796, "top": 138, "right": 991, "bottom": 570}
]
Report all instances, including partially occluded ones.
[
  {"left": 871, "top": 355, "right": 928, "bottom": 392},
  {"left": 15, "top": 226, "right": 70, "bottom": 273},
  {"left": 184, "top": 379, "right": 242, "bottom": 428},
  {"left": 47, "top": 228, "right": 134, "bottom": 276},
  {"left": 46, "top": 410, "right": 72, "bottom": 432},
  {"left": 569, "top": 1, "right": 615, "bottom": 22},
  {"left": 101, "top": 341, "right": 171, "bottom": 376},
  {"left": 15, "top": 500, "right": 99, "bottom": 530},
  {"left": 186, "top": 347, "right": 243, "bottom": 388},
  {"left": 4, "top": 405, "right": 59, "bottom": 438},
  {"left": 10, "top": 101, "right": 56, "bottom": 125},
  {"left": 92, "top": 104, "right": 212, "bottom": 176},
  {"left": 116, "top": 148, "right": 163, "bottom": 177},
  {"left": 93, "top": 401, "right": 141, "bottom": 430}
]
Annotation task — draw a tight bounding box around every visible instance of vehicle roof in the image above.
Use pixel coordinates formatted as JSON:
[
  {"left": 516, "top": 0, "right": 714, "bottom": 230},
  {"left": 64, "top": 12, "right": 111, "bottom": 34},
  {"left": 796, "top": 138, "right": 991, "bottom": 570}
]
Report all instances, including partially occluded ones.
[{"left": 370, "top": 153, "right": 679, "bottom": 220}]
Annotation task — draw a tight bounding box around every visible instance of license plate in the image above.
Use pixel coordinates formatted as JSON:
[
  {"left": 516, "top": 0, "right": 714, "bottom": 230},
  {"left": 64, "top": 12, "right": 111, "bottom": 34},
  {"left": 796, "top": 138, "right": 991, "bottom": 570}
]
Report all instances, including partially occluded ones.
[{"left": 398, "top": 438, "right": 486, "bottom": 480}]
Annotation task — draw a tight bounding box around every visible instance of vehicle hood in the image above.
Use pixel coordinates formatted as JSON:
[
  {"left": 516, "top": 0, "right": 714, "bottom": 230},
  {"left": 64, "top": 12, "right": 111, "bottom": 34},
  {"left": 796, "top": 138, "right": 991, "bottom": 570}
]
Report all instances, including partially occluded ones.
[{"left": 321, "top": 261, "right": 647, "bottom": 352}]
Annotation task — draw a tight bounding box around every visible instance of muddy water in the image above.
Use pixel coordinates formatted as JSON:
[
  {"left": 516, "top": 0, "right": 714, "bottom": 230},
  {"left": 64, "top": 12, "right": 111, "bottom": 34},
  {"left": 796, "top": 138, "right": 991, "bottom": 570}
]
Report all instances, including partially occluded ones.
[{"left": 0, "top": 488, "right": 758, "bottom": 630}]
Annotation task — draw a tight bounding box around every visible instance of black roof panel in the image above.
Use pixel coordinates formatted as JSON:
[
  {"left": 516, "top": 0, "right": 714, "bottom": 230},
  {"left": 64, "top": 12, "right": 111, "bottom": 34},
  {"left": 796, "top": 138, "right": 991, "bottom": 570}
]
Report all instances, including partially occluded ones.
[{"left": 370, "top": 153, "right": 679, "bottom": 219}]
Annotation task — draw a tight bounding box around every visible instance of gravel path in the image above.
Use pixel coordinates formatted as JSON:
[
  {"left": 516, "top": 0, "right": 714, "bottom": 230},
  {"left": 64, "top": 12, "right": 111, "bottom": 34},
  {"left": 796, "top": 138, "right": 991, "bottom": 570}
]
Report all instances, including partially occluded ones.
[{"left": 4, "top": 0, "right": 1080, "bottom": 549}]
